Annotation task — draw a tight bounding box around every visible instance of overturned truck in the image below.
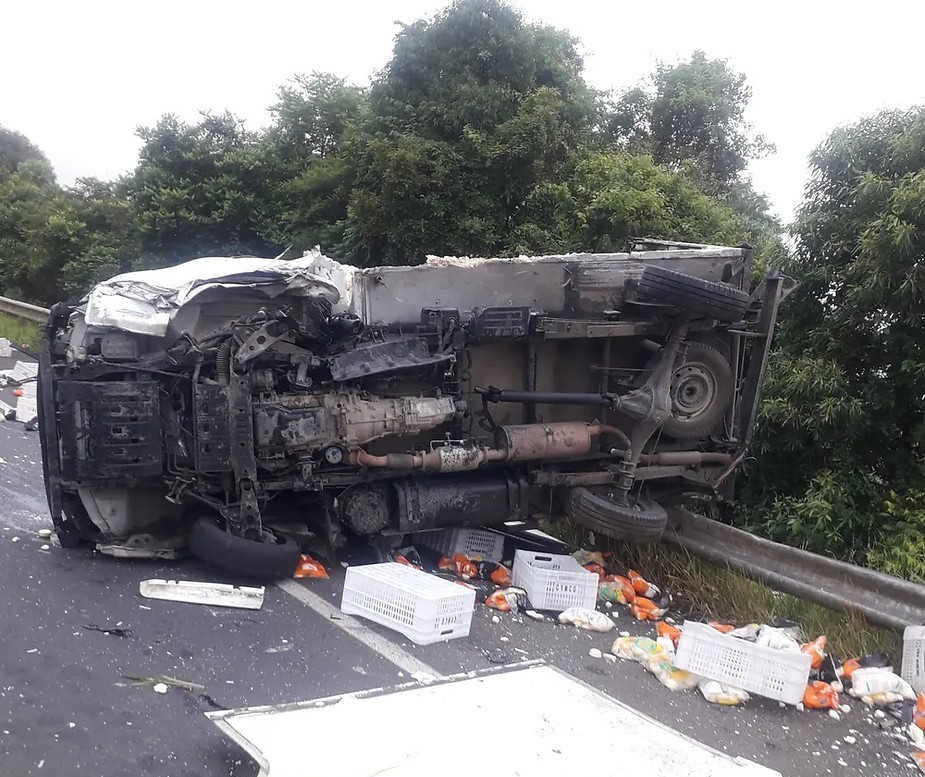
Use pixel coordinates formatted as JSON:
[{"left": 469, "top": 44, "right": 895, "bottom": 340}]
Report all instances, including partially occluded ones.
[{"left": 37, "top": 241, "right": 791, "bottom": 578}]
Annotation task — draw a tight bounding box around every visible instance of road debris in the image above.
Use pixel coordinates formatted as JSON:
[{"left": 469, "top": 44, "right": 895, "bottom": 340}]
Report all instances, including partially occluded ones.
[
  {"left": 558, "top": 607, "right": 614, "bottom": 632},
  {"left": 293, "top": 554, "right": 329, "bottom": 579},
  {"left": 37, "top": 529, "right": 52, "bottom": 539},
  {"left": 84, "top": 624, "right": 131, "bottom": 638},
  {"left": 123, "top": 674, "right": 205, "bottom": 692},
  {"left": 803, "top": 681, "right": 840, "bottom": 710},
  {"left": 699, "top": 680, "right": 749, "bottom": 706},
  {"left": 589, "top": 648, "right": 603, "bottom": 659},
  {"left": 153, "top": 683, "right": 168, "bottom": 694},
  {"left": 139, "top": 579, "right": 265, "bottom": 610}
]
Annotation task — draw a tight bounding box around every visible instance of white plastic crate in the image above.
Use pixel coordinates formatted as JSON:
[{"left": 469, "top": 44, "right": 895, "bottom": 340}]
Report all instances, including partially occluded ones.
[
  {"left": 417, "top": 527, "right": 505, "bottom": 562},
  {"left": 674, "top": 621, "right": 812, "bottom": 705},
  {"left": 902, "top": 625, "right": 925, "bottom": 692},
  {"left": 341, "top": 562, "right": 476, "bottom": 645},
  {"left": 511, "top": 550, "right": 598, "bottom": 612}
]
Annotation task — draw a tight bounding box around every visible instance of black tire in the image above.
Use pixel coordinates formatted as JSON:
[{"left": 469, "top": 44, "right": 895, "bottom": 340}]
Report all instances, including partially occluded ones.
[
  {"left": 663, "top": 342, "right": 734, "bottom": 440},
  {"left": 188, "top": 517, "right": 301, "bottom": 580},
  {"left": 638, "top": 265, "right": 749, "bottom": 322},
  {"left": 566, "top": 487, "right": 668, "bottom": 541}
]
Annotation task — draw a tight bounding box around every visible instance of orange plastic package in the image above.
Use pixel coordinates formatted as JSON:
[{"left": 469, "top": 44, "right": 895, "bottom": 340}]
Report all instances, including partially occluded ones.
[
  {"left": 802, "top": 681, "right": 840, "bottom": 710},
  {"left": 915, "top": 693, "right": 925, "bottom": 732},
  {"left": 841, "top": 658, "right": 861, "bottom": 679},
  {"left": 293, "top": 554, "right": 329, "bottom": 579},
  {"left": 708, "top": 621, "right": 735, "bottom": 634},
  {"left": 584, "top": 563, "right": 608, "bottom": 580},
  {"left": 657, "top": 621, "right": 682, "bottom": 645},
  {"left": 610, "top": 575, "right": 637, "bottom": 604},
  {"left": 485, "top": 589, "right": 512, "bottom": 612},
  {"left": 801, "top": 636, "right": 827, "bottom": 670},
  {"left": 627, "top": 569, "right": 660, "bottom": 598},
  {"left": 630, "top": 597, "right": 666, "bottom": 621},
  {"left": 913, "top": 752, "right": 925, "bottom": 774}
]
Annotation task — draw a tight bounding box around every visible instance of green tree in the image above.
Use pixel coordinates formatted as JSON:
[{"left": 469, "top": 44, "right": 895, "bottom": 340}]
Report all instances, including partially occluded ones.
[
  {"left": 125, "top": 112, "right": 281, "bottom": 265},
  {"left": 608, "top": 51, "right": 772, "bottom": 195},
  {"left": 330, "top": 0, "right": 599, "bottom": 264},
  {"left": 743, "top": 108, "right": 925, "bottom": 568}
]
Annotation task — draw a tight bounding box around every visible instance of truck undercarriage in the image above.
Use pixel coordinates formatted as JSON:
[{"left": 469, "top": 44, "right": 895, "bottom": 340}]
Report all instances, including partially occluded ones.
[{"left": 37, "top": 242, "right": 790, "bottom": 578}]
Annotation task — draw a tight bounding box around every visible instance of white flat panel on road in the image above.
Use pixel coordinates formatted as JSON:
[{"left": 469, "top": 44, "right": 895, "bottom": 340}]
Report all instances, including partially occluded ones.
[{"left": 208, "top": 663, "right": 779, "bottom": 777}]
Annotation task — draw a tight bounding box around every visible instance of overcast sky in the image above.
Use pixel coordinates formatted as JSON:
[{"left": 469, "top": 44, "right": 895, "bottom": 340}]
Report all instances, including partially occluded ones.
[{"left": 3, "top": 0, "right": 923, "bottom": 224}]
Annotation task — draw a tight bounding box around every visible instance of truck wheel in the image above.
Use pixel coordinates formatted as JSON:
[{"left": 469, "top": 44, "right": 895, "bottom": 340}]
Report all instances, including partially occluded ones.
[
  {"left": 663, "top": 342, "right": 733, "bottom": 440},
  {"left": 638, "top": 265, "right": 749, "bottom": 322},
  {"left": 188, "top": 517, "right": 301, "bottom": 580},
  {"left": 566, "top": 487, "right": 667, "bottom": 541}
]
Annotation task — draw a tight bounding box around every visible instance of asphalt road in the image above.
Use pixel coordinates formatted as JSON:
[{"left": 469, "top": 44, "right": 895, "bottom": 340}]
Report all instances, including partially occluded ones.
[{"left": 0, "top": 353, "right": 915, "bottom": 776}]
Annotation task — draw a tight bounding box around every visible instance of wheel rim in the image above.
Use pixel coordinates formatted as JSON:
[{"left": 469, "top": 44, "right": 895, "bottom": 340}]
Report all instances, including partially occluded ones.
[{"left": 669, "top": 361, "right": 717, "bottom": 422}]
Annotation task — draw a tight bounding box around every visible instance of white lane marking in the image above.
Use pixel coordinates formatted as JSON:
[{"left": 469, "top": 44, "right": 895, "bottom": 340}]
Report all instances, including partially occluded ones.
[{"left": 276, "top": 579, "right": 443, "bottom": 679}]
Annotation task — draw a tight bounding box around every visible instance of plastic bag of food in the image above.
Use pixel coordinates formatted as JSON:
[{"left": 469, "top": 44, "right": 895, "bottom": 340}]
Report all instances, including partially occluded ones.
[
  {"left": 842, "top": 653, "right": 892, "bottom": 679},
  {"left": 648, "top": 659, "right": 700, "bottom": 691},
  {"left": 558, "top": 607, "right": 614, "bottom": 633},
  {"left": 708, "top": 621, "right": 735, "bottom": 634},
  {"left": 801, "top": 635, "right": 827, "bottom": 670},
  {"left": 438, "top": 554, "right": 478, "bottom": 580},
  {"left": 485, "top": 586, "right": 528, "bottom": 613},
  {"left": 583, "top": 562, "right": 608, "bottom": 580},
  {"left": 915, "top": 693, "right": 925, "bottom": 732},
  {"left": 756, "top": 625, "right": 801, "bottom": 652},
  {"left": 598, "top": 580, "right": 631, "bottom": 605},
  {"left": 630, "top": 597, "right": 666, "bottom": 621},
  {"left": 293, "top": 554, "right": 329, "bottom": 579},
  {"left": 608, "top": 575, "right": 637, "bottom": 604},
  {"left": 627, "top": 569, "right": 660, "bottom": 598},
  {"left": 913, "top": 751, "right": 925, "bottom": 773},
  {"left": 572, "top": 549, "right": 605, "bottom": 567},
  {"left": 476, "top": 560, "right": 512, "bottom": 587},
  {"left": 699, "top": 680, "right": 749, "bottom": 706},
  {"left": 803, "top": 681, "right": 840, "bottom": 710},
  {"left": 728, "top": 623, "right": 761, "bottom": 641},
  {"left": 849, "top": 668, "right": 916, "bottom": 701},
  {"left": 612, "top": 636, "right": 669, "bottom": 664},
  {"left": 657, "top": 621, "right": 682, "bottom": 646}
]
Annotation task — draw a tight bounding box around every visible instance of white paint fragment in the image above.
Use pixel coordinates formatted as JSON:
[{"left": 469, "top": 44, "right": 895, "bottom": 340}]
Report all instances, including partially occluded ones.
[{"left": 153, "top": 683, "right": 168, "bottom": 694}]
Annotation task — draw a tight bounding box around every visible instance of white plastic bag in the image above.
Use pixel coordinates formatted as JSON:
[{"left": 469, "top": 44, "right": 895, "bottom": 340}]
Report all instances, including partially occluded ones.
[
  {"left": 699, "top": 680, "right": 750, "bottom": 705},
  {"left": 848, "top": 668, "right": 916, "bottom": 701},
  {"left": 558, "top": 607, "right": 614, "bottom": 633},
  {"left": 756, "top": 625, "right": 801, "bottom": 652}
]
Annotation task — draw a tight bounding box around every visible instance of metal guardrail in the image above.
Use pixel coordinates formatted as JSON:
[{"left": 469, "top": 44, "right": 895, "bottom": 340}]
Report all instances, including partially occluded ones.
[
  {"left": 665, "top": 507, "right": 925, "bottom": 630},
  {"left": 0, "top": 295, "right": 50, "bottom": 324}
]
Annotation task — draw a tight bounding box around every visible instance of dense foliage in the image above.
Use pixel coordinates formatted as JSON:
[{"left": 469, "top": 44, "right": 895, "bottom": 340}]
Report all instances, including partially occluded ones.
[
  {"left": 2, "top": 0, "right": 922, "bottom": 577},
  {"left": 740, "top": 109, "right": 925, "bottom": 572}
]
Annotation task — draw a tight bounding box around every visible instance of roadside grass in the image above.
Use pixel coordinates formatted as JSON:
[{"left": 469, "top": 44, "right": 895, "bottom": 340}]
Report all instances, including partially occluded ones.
[
  {"left": 0, "top": 313, "right": 40, "bottom": 352},
  {"left": 543, "top": 517, "right": 902, "bottom": 661}
]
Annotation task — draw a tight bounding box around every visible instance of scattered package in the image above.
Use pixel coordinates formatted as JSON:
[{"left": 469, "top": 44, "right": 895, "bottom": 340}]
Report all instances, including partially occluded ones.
[
  {"left": 803, "top": 681, "right": 840, "bottom": 710},
  {"left": 848, "top": 667, "right": 916, "bottom": 705},
  {"left": 294, "top": 554, "right": 329, "bottom": 579},
  {"left": 699, "top": 680, "right": 749, "bottom": 706},
  {"left": 440, "top": 554, "right": 512, "bottom": 586},
  {"left": 629, "top": 597, "right": 666, "bottom": 622},
  {"left": 558, "top": 607, "right": 614, "bottom": 633},
  {"left": 756, "top": 625, "right": 802, "bottom": 653},
  {"left": 627, "top": 569, "right": 660, "bottom": 598},
  {"left": 485, "top": 587, "right": 528, "bottom": 613},
  {"left": 801, "top": 635, "right": 828, "bottom": 669}
]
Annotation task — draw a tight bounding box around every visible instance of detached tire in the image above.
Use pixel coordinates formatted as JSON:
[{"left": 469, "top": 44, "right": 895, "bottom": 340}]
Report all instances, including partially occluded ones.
[
  {"left": 188, "top": 517, "right": 301, "bottom": 580},
  {"left": 638, "top": 265, "right": 749, "bottom": 322},
  {"left": 566, "top": 487, "right": 668, "bottom": 541}
]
